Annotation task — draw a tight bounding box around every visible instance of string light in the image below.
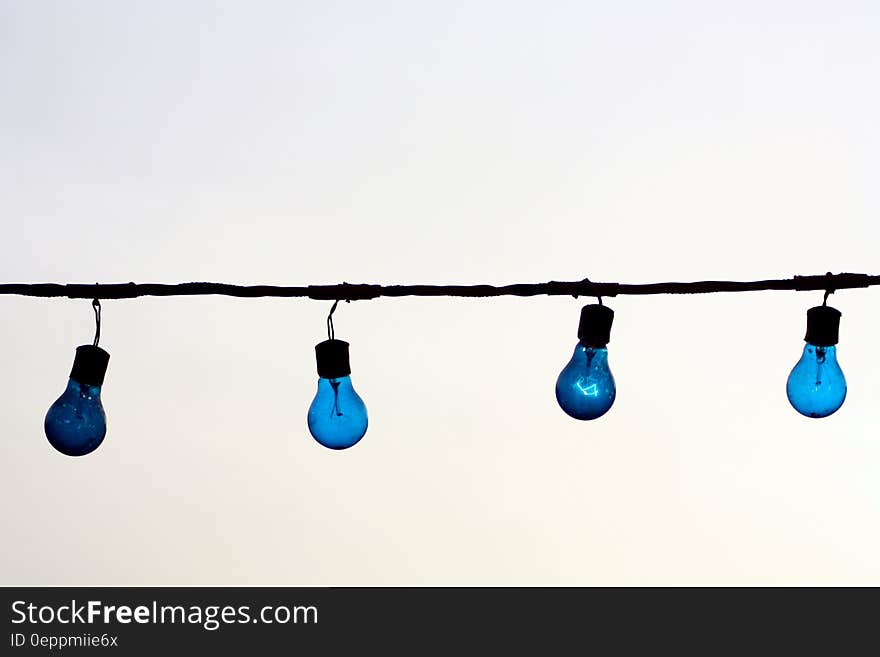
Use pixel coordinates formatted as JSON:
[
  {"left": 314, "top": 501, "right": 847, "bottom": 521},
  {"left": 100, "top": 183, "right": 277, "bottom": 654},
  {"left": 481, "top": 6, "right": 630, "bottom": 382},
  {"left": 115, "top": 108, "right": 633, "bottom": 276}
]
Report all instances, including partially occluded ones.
[
  {"left": 555, "top": 303, "right": 617, "bottom": 421},
  {"left": 308, "top": 301, "right": 369, "bottom": 450},
  {"left": 786, "top": 303, "right": 847, "bottom": 418},
  {"left": 4, "top": 272, "right": 876, "bottom": 457},
  {"left": 44, "top": 299, "right": 110, "bottom": 456}
]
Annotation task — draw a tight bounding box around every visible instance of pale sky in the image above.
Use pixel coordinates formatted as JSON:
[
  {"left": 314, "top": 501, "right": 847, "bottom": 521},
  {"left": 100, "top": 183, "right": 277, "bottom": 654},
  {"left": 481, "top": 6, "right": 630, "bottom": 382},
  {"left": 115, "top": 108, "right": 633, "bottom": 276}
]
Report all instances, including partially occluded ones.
[{"left": 2, "top": 0, "right": 879, "bottom": 585}]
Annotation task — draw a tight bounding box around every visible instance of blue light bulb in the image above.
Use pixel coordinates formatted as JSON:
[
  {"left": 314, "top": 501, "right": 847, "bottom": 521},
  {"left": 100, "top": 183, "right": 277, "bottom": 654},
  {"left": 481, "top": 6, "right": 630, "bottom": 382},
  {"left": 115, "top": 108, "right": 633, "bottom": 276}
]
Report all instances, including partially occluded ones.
[
  {"left": 308, "top": 375, "right": 368, "bottom": 449},
  {"left": 45, "top": 345, "right": 110, "bottom": 456},
  {"left": 556, "top": 303, "right": 617, "bottom": 421},
  {"left": 786, "top": 305, "right": 846, "bottom": 418},
  {"left": 556, "top": 344, "right": 616, "bottom": 420},
  {"left": 308, "top": 339, "right": 368, "bottom": 449}
]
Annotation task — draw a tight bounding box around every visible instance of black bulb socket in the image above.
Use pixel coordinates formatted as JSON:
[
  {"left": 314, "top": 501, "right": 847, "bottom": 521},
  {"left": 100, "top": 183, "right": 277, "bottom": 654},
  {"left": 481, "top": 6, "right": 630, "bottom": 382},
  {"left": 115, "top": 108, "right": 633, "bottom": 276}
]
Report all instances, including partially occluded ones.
[
  {"left": 577, "top": 304, "right": 614, "bottom": 348},
  {"left": 315, "top": 339, "right": 351, "bottom": 379},
  {"left": 804, "top": 305, "right": 841, "bottom": 347},
  {"left": 69, "top": 345, "right": 110, "bottom": 387}
]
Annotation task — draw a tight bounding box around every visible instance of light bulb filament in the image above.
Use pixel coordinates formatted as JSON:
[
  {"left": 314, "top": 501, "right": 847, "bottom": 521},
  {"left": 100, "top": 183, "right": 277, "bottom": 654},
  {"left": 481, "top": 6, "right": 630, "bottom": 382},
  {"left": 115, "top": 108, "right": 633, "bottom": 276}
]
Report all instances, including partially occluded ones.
[
  {"left": 585, "top": 348, "right": 595, "bottom": 368},
  {"left": 814, "top": 346, "right": 826, "bottom": 387},
  {"left": 575, "top": 377, "right": 599, "bottom": 397},
  {"left": 330, "top": 379, "right": 343, "bottom": 417}
]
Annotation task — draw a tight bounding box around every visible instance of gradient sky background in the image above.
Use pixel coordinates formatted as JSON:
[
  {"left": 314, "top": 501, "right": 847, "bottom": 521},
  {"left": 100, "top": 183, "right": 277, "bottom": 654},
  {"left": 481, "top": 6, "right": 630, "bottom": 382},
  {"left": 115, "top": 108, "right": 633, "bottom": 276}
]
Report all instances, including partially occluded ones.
[{"left": 2, "top": 0, "right": 879, "bottom": 585}]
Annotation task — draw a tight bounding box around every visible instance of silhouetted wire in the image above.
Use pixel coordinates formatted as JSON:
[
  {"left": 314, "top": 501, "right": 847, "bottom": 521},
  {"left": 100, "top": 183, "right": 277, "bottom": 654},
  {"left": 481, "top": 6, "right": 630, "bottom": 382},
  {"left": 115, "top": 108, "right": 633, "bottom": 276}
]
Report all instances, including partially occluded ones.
[
  {"left": 92, "top": 298, "right": 101, "bottom": 347},
  {"left": 823, "top": 272, "right": 835, "bottom": 306},
  {"left": 580, "top": 278, "right": 603, "bottom": 306},
  {"left": 0, "top": 273, "right": 875, "bottom": 301},
  {"left": 327, "top": 300, "right": 340, "bottom": 340}
]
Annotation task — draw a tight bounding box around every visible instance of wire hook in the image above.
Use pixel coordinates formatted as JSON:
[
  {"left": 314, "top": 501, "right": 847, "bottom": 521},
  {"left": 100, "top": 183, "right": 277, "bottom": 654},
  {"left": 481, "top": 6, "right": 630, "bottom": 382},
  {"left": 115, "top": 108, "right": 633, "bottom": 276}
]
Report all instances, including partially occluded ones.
[
  {"left": 578, "top": 277, "right": 602, "bottom": 305},
  {"left": 823, "top": 272, "right": 835, "bottom": 306},
  {"left": 327, "top": 299, "right": 340, "bottom": 341},
  {"left": 92, "top": 298, "right": 102, "bottom": 347}
]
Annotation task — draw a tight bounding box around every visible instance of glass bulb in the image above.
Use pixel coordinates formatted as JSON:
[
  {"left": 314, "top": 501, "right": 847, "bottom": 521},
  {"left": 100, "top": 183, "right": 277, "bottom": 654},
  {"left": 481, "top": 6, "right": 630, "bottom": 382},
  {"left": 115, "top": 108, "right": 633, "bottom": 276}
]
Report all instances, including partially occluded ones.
[
  {"left": 786, "top": 343, "right": 846, "bottom": 418},
  {"left": 556, "top": 343, "right": 616, "bottom": 420},
  {"left": 45, "top": 378, "right": 107, "bottom": 456},
  {"left": 308, "top": 375, "right": 368, "bottom": 449}
]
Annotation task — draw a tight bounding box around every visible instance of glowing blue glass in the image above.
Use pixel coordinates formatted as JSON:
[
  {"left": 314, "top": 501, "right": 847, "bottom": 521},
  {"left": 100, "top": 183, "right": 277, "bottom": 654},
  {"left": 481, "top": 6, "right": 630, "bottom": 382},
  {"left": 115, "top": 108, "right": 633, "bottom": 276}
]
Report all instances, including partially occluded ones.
[
  {"left": 44, "top": 379, "right": 106, "bottom": 456},
  {"left": 308, "top": 376, "right": 368, "bottom": 449},
  {"left": 786, "top": 344, "right": 846, "bottom": 418},
  {"left": 555, "top": 344, "right": 616, "bottom": 420}
]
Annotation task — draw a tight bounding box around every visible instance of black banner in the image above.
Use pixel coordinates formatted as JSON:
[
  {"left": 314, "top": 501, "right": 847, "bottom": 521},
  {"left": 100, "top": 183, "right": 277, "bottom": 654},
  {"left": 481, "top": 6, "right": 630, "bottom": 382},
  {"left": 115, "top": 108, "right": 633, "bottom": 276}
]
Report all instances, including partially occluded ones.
[{"left": 0, "top": 587, "right": 875, "bottom": 653}]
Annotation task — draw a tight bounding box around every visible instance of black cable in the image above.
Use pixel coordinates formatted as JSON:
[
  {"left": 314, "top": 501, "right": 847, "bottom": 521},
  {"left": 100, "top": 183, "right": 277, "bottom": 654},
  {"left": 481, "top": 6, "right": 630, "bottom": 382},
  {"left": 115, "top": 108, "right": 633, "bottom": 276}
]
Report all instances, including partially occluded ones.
[{"left": 0, "top": 272, "right": 875, "bottom": 301}]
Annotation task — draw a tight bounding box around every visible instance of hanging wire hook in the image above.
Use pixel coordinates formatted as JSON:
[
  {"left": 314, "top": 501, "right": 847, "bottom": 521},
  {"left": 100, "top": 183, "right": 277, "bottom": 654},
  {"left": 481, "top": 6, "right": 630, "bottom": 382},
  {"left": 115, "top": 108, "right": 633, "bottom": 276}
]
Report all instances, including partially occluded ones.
[
  {"left": 823, "top": 271, "right": 835, "bottom": 306},
  {"left": 579, "top": 277, "right": 603, "bottom": 305},
  {"left": 327, "top": 299, "right": 340, "bottom": 341},
  {"left": 92, "top": 298, "right": 102, "bottom": 347}
]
